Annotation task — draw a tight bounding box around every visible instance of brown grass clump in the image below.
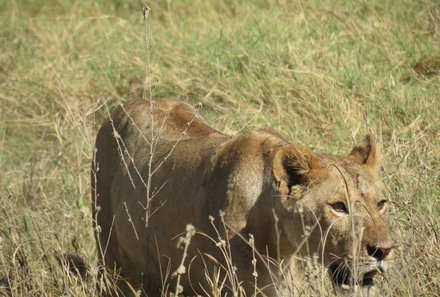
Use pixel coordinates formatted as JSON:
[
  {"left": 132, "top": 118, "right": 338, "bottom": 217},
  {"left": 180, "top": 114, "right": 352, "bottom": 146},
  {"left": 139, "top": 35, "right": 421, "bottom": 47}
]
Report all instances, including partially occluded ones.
[{"left": 413, "top": 56, "right": 440, "bottom": 77}]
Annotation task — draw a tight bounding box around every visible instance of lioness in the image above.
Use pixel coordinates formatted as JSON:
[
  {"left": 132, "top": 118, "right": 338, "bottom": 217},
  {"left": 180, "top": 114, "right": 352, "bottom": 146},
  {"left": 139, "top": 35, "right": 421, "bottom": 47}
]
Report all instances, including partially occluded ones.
[{"left": 92, "top": 100, "right": 394, "bottom": 297}]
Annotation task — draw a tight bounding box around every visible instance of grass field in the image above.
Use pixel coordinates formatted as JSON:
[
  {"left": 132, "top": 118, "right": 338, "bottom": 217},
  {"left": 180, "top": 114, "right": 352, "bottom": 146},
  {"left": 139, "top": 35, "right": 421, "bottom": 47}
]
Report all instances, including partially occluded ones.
[{"left": 0, "top": 0, "right": 439, "bottom": 296}]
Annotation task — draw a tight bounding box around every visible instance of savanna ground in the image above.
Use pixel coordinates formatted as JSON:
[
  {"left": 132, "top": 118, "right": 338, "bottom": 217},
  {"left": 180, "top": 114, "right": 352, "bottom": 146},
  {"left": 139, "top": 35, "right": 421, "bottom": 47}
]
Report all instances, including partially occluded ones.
[{"left": 0, "top": 0, "right": 439, "bottom": 296}]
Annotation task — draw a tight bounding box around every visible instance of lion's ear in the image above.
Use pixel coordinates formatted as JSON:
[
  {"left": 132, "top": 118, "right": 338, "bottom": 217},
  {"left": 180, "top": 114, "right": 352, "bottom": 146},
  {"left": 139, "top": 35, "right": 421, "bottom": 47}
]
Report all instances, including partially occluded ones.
[
  {"left": 273, "top": 144, "right": 325, "bottom": 198},
  {"left": 349, "top": 135, "right": 381, "bottom": 170}
]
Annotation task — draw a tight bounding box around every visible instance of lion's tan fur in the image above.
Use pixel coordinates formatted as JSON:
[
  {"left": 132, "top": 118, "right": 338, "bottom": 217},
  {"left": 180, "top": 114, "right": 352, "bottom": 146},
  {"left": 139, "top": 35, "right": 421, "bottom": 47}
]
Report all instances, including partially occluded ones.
[{"left": 92, "top": 100, "right": 394, "bottom": 296}]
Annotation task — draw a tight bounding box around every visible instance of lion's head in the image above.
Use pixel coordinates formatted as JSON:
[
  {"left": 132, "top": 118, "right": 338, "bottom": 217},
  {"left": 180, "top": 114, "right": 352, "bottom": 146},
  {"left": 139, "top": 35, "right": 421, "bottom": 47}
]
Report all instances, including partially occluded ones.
[{"left": 273, "top": 136, "right": 395, "bottom": 295}]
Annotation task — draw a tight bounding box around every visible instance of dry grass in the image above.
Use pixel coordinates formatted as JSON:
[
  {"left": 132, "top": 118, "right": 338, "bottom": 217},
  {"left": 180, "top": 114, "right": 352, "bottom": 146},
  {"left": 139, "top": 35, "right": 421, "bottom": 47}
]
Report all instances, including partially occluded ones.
[{"left": 0, "top": 0, "right": 439, "bottom": 296}]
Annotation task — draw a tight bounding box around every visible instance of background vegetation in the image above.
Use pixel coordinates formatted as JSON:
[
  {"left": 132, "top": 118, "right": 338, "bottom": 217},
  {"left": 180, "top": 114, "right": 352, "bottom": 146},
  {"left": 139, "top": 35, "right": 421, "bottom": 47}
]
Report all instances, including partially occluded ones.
[{"left": 0, "top": 0, "right": 439, "bottom": 296}]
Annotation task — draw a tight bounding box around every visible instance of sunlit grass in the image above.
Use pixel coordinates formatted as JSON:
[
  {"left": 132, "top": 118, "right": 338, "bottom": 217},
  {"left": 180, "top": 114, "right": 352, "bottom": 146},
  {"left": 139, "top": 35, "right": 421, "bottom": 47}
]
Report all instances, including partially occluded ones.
[{"left": 0, "top": 0, "right": 439, "bottom": 296}]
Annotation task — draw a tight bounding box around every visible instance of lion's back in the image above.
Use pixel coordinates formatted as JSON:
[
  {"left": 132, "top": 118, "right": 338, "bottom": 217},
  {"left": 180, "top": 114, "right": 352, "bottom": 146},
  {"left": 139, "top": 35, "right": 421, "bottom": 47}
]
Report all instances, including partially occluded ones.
[{"left": 111, "top": 100, "right": 222, "bottom": 142}]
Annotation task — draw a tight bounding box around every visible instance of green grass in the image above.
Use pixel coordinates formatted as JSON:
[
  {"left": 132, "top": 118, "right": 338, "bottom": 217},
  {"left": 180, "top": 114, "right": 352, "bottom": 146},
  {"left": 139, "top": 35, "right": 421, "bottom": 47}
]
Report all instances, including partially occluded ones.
[{"left": 1, "top": 0, "right": 439, "bottom": 296}]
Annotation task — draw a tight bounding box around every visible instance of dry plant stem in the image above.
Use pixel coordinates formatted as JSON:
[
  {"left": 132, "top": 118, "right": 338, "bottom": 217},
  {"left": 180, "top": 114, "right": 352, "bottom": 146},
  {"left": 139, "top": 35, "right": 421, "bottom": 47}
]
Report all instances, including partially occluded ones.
[
  {"left": 332, "top": 163, "right": 362, "bottom": 288},
  {"left": 219, "top": 212, "right": 242, "bottom": 295},
  {"left": 298, "top": 206, "right": 311, "bottom": 257},
  {"left": 118, "top": 103, "right": 154, "bottom": 146},
  {"left": 272, "top": 209, "right": 281, "bottom": 262},
  {"left": 143, "top": 4, "right": 154, "bottom": 229},
  {"left": 106, "top": 110, "right": 138, "bottom": 189},
  {"left": 249, "top": 234, "right": 258, "bottom": 297},
  {"left": 155, "top": 235, "right": 172, "bottom": 297},
  {"left": 124, "top": 201, "right": 139, "bottom": 240},
  {"left": 172, "top": 224, "right": 195, "bottom": 295},
  {"left": 92, "top": 146, "right": 106, "bottom": 264},
  {"left": 0, "top": 130, "right": 5, "bottom": 170},
  {"left": 107, "top": 116, "right": 144, "bottom": 237},
  {"left": 119, "top": 102, "right": 200, "bottom": 217},
  {"left": 292, "top": 206, "right": 321, "bottom": 257},
  {"left": 212, "top": 217, "right": 282, "bottom": 296},
  {"left": 207, "top": 215, "right": 242, "bottom": 296},
  {"left": 92, "top": 111, "right": 115, "bottom": 262}
]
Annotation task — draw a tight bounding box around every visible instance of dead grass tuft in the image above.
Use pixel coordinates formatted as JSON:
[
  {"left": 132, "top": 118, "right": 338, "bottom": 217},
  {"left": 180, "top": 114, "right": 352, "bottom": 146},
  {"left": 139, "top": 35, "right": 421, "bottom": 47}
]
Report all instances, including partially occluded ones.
[{"left": 413, "top": 56, "right": 440, "bottom": 77}]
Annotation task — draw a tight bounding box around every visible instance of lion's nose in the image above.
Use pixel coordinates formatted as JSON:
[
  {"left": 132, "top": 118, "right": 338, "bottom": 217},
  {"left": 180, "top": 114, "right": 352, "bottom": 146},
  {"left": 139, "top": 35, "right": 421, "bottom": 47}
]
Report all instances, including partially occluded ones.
[{"left": 367, "top": 242, "right": 394, "bottom": 261}]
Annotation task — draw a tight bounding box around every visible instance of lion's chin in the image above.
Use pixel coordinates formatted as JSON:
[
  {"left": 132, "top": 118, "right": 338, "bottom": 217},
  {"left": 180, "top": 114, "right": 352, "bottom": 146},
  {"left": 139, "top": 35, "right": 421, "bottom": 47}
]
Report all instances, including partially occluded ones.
[{"left": 329, "top": 264, "right": 380, "bottom": 297}]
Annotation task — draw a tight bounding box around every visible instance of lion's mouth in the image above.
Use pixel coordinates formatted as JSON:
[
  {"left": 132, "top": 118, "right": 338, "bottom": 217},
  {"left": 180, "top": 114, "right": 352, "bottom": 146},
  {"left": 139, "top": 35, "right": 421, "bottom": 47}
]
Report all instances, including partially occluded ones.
[{"left": 329, "top": 263, "right": 378, "bottom": 291}]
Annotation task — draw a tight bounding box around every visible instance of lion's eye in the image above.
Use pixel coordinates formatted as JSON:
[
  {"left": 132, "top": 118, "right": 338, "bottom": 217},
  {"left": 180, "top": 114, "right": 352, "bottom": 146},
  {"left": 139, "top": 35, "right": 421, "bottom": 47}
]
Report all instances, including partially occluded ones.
[
  {"left": 331, "top": 202, "right": 349, "bottom": 214},
  {"left": 377, "top": 199, "right": 387, "bottom": 210}
]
